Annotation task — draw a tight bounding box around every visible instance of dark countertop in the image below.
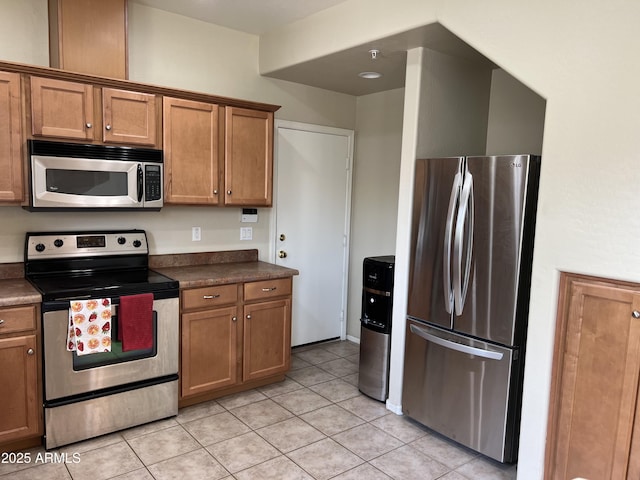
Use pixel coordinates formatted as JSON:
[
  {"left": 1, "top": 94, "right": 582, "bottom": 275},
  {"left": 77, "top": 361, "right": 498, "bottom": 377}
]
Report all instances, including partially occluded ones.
[{"left": 153, "top": 261, "right": 299, "bottom": 289}]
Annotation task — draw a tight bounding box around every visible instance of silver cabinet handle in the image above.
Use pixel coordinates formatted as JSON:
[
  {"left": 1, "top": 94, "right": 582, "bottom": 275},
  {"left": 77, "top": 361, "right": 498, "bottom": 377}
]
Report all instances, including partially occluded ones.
[
  {"left": 246, "top": 314, "right": 252, "bottom": 319},
  {"left": 213, "top": 189, "right": 218, "bottom": 195},
  {"left": 227, "top": 190, "right": 232, "bottom": 195},
  {"left": 203, "top": 294, "right": 221, "bottom": 299},
  {"left": 261, "top": 287, "right": 277, "bottom": 292},
  {"left": 86, "top": 122, "right": 92, "bottom": 128},
  {"left": 27, "top": 348, "right": 35, "bottom": 356},
  {"left": 0, "top": 319, "right": 4, "bottom": 326},
  {"left": 105, "top": 124, "right": 112, "bottom": 131},
  {"left": 633, "top": 311, "right": 640, "bottom": 319},
  {"left": 232, "top": 316, "right": 237, "bottom": 322}
]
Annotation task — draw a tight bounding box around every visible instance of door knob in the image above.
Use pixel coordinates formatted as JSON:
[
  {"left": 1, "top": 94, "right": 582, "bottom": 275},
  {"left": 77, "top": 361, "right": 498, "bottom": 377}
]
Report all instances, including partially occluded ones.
[{"left": 278, "top": 250, "right": 287, "bottom": 258}]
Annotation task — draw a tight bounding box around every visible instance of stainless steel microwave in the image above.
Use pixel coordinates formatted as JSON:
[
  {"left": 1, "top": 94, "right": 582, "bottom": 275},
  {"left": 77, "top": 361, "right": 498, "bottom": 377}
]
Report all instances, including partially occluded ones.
[{"left": 27, "top": 140, "right": 163, "bottom": 211}]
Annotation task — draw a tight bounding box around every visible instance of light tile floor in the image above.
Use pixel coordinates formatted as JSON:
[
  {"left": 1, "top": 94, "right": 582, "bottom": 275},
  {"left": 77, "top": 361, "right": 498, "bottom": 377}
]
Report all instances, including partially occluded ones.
[{"left": 0, "top": 340, "right": 517, "bottom": 480}]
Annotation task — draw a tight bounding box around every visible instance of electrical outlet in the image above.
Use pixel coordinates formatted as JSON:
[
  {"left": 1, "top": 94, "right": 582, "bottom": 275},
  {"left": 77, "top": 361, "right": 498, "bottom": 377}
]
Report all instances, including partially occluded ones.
[
  {"left": 240, "top": 227, "right": 252, "bottom": 241},
  {"left": 192, "top": 226, "right": 201, "bottom": 241}
]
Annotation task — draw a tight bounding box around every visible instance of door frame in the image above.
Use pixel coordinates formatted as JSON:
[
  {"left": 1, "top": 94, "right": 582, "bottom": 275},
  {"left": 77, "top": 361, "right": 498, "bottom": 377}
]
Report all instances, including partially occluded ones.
[{"left": 270, "top": 120, "right": 355, "bottom": 342}]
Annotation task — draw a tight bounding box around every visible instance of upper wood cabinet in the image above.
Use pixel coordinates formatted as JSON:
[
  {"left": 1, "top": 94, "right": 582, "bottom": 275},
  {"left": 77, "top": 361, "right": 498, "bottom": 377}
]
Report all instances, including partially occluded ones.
[
  {"left": 0, "top": 71, "right": 24, "bottom": 203},
  {"left": 30, "top": 77, "right": 158, "bottom": 147},
  {"left": 546, "top": 273, "right": 640, "bottom": 480},
  {"left": 163, "top": 97, "right": 221, "bottom": 205},
  {"left": 49, "top": 0, "right": 128, "bottom": 79},
  {"left": 224, "top": 107, "right": 274, "bottom": 206},
  {"left": 164, "top": 101, "right": 274, "bottom": 207}
]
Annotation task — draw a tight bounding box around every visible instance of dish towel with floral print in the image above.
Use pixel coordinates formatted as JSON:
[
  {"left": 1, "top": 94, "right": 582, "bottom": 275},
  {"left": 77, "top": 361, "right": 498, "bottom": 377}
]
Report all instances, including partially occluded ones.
[{"left": 67, "top": 299, "right": 112, "bottom": 355}]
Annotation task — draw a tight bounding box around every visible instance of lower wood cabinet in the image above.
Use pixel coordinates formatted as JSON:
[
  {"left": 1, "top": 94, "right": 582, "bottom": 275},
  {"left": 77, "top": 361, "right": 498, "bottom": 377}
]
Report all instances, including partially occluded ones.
[
  {"left": 0, "top": 305, "right": 42, "bottom": 449},
  {"left": 546, "top": 273, "right": 640, "bottom": 479},
  {"left": 179, "top": 277, "right": 292, "bottom": 405}
]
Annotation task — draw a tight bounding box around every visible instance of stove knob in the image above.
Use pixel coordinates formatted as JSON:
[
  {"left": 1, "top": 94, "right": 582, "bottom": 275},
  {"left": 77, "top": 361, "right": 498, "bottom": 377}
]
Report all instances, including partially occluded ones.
[
  {"left": 133, "top": 240, "right": 142, "bottom": 248},
  {"left": 35, "top": 243, "right": 45, "bottom": 252},
  {"left": 117, "top": 237, "right": 126, "bottom": 245},
  {"left": 54, "top": 239, "right": 64, "bottom": 248}
]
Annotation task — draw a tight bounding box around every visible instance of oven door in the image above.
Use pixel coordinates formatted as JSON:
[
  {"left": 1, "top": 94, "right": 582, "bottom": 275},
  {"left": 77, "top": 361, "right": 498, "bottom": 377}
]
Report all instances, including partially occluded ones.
[
  {"left": 43, "top": 297, "right": 178, "bottom": 401},
  {"left": 31, "top": 155, "right": 149, "bottom": 209}
]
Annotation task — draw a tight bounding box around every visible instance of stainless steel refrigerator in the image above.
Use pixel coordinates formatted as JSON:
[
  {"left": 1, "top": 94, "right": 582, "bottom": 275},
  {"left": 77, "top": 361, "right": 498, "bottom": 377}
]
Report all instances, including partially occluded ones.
[{"left": 402, "top": 154, "right": 541, "bottom": 463}]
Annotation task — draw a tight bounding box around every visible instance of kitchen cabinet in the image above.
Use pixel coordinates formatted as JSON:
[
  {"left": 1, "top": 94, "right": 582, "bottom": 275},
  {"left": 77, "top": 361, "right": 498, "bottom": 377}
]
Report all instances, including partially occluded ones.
[
  {"left": 30, "top": 76, "right": 158, "bottom": 147},
  {"left": 0, "top": 71, "right": 23, "bottom": 203},
  {"left": 179, "top": 277, "right": 292, "bottom": 405},
  {"left": 243, "top": 278, "right": 292, "bottom": 381},
  {"left": 163, "top": 97, "right": 221, "bottom": 205},
  {"left": 163, "top": 100, "right": 274, "bottom": 207},
  {"left": 546, "top": 273, "right": 640, "bottom": 479},
  {"left": 180, "top": 284, "right": 239, "bottom": 398},
  {"left": 48, "top": 0, "right": 128, "bottom": 79},
  {"left": 0, "top": 305, "right": 41, "bottom": 448},
  {"left": 224, "top": 107, "right": 274, "bottom": 206}
]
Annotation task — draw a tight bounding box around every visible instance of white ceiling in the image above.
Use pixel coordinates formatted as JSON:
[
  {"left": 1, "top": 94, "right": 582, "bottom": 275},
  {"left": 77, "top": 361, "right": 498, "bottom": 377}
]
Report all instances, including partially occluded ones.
[{"left": 131, "top": 0, "right": 494, "bottom": 96}]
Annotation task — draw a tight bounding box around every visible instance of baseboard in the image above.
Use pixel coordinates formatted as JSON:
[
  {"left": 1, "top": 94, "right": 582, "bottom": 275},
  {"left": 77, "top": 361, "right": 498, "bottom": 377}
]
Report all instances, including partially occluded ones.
[
  {"left": 346, "top": 334, "right": 360, "bottom": 344},
  {"left": 386, "top": 399, "right": 403, "bottom": 415}
]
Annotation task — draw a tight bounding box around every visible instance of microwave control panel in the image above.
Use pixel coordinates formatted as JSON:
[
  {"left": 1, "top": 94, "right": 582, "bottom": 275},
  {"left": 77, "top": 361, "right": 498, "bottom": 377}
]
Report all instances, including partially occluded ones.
[{"left": 145, "top": 165, "right": 162, "bottom": 201}]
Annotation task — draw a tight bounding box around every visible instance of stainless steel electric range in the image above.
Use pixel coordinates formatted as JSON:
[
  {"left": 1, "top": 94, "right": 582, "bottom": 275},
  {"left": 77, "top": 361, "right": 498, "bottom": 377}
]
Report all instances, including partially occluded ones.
[{"left": 25, "top": 230, "right": 179, "bottom": 449}]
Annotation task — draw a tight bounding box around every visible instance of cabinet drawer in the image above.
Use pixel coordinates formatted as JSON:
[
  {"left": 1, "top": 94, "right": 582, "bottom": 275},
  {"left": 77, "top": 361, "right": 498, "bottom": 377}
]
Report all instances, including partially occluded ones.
[
  {"left": 244, "top": 278, "right": 292, "bottom": 302},
  {"left": 182, "top": 284, "right": 238, "bottom": 310},
  {"left": 0, "top": 305, "right": 37, "bottom": 334}
]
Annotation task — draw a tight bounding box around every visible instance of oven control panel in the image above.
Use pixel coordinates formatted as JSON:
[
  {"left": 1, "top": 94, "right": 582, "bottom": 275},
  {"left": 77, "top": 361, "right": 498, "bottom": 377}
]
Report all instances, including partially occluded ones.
[{"left": 26, "top": 230, "right": 149, "bottom": 259}]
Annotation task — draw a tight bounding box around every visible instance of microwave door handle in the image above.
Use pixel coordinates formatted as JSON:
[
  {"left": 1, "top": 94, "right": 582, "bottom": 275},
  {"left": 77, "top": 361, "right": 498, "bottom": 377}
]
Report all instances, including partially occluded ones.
[{"left": 137, "top": 164, "right": 143, "bottom": 203}]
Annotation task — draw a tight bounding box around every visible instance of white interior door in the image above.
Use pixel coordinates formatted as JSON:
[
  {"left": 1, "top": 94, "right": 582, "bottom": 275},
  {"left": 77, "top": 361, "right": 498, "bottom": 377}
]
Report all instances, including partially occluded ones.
[{"left": 273, "top": 121, "right": 353, "bottom": 347}]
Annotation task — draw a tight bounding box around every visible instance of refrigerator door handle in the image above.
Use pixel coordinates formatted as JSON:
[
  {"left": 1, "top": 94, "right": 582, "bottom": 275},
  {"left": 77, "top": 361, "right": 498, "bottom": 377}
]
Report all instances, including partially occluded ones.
[
  {"left": 409, "top": 324, "right": 504, "bottom": 360},
  {"left": 453, "top": 170, "right": 474, "bottom": 315},
  {"left": 443, "top": 171, "right": 462, "bottom": 314}
]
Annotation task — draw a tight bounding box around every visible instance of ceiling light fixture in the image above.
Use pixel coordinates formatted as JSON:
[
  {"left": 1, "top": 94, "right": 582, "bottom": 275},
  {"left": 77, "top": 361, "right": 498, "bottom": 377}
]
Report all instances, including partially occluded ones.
[{"left": 358, "top": 49, "right": 382, "bottom": 79}]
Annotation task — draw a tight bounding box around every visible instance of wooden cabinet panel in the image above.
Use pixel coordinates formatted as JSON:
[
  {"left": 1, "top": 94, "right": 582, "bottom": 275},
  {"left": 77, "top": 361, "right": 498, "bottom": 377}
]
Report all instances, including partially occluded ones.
[
  {"left": 244, "top": 278, "right": 292, "bottom": 302},
  {"left": 0, "top": 71, "right": 23, "bottom": 203},
  {"left": 49, "top": 0, "right": 127, "bottom": 79},
  {"left": 0, "top": 335, "right": 39, "bottom": 444},
  {"left": 224, "top": 107, "right": 273, "bottom": 206},
  {"left": 243, "top": 298, "right": 291, "bottom": 382},
  {"left": 163, "top": 97, "right": 220, "bottom": 205},
  {"left": 181, "top": 284, "right": 238, "bottom": 311},
  {"left": 181, "top": 306, "right": 238, "bottom": 397},
  {"left": 102, "top": 88, "right": 157, "bottom": 146},
  {"left": 546, "top": 274, "right": 640, "bottom": 479},
  {"left": 0, "top": 305, "right": 37, "bottom": 334},
  {"left": 30, "top": 76, "right": 94, "bottom": 140}
]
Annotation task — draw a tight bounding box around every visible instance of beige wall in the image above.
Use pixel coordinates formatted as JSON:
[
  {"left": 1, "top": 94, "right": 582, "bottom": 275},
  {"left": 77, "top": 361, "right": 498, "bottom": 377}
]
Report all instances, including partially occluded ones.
[
  {"left": 346, "top": 88, "right": 404, "bottom": 339},
  {"left": 259, "top": 1, "right": 640, "bottom": 477},
  {"left": 486, "top": 69, "right": 546, "bottom": 156},
  {"left": 0, "top": 0, "right": 357, "bottom": 264}
]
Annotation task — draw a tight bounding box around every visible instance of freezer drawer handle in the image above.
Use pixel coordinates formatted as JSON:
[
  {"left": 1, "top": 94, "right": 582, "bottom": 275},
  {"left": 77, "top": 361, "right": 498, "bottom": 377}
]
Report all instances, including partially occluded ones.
[{"left": 410, "top": 324, "right": 504, "bottom": 361}]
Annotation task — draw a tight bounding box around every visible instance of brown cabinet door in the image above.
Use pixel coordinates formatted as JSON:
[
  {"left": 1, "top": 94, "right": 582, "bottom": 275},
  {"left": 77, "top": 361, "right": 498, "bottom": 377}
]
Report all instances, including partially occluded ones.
[
  {"left": 102, "top": 88, "right": 157, "bottom": 146},
  {"left": 181, "top": 306, "right": 238, "bottom": 398},
  {"left": 49, "top": 0, "right": 127, "bottom": 79},
  {"left": 163, "top": 97, "right": 220, "bottom": 205},
  {"left": 30, "top": 76, "right": 94, "bottom": 140},
  {"left": 243, "top": 298, "right": 291, "bottom": 381},
  {"left": 224, "top": 107, "right": 273, "bottom": 206},
  {"left": 0, "top": 335, "right": 39, "bottom": 444},
  {"left": 546, "top": 274, "right": 640, "bottom": 479},
  {"left": 0, "top": 71, "right": 23, "bottom": 202}
]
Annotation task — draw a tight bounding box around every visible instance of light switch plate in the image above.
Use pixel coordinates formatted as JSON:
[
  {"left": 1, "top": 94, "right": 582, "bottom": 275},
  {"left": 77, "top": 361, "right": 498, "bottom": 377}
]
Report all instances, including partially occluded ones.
[{"left": 240, "top": 227, "right": 252, "bottom": 241}]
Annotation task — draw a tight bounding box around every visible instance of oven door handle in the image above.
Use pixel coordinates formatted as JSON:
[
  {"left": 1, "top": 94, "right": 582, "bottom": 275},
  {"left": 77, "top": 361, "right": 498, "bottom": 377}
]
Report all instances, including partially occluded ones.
[{"left": 137, "top": 164, "right": 144, "bottom": 203}]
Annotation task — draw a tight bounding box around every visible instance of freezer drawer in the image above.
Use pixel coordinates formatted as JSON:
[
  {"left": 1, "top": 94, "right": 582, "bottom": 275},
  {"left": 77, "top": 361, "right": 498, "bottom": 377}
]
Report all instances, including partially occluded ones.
[{"left": 402, "top": 318, "right": 521, "bottom": 463}]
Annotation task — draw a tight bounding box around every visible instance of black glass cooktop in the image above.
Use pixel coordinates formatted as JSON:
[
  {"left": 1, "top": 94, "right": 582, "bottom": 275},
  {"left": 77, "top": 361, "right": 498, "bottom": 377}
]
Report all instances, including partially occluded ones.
[{"left": 28, "top": 269, "right": 178, "bottom": 302}]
